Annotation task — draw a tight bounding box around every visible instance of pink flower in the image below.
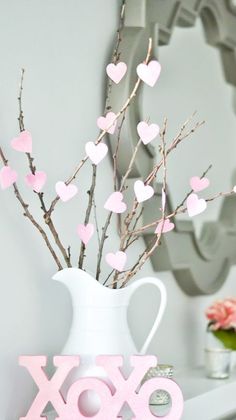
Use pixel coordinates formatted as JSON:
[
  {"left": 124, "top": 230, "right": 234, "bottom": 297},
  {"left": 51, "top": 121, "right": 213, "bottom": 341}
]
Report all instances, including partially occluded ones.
[{"left": 206, "top": 298, "right": 236, "bottom": 331}]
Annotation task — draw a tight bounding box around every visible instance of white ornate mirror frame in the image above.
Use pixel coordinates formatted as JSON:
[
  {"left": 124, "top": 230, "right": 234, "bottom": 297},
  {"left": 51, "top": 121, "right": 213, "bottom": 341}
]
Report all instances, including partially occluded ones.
[{"left": 107, "top": 0, "right": 236, "bottom": 296}]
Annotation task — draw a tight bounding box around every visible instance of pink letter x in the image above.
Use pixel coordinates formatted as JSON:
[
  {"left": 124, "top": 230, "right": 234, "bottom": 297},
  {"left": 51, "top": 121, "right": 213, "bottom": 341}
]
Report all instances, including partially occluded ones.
[{"left": 19, "top": 355, "right": 80, "bottom": 420}]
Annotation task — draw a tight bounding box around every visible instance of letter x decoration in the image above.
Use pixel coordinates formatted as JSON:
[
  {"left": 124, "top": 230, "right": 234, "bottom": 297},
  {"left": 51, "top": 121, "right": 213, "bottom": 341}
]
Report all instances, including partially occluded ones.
[
  {"left": 19, "top": 355, "right": 184, "bottom": 419},
  {"left": 107, "top": 0, "right": 236, "bottom": 296}
]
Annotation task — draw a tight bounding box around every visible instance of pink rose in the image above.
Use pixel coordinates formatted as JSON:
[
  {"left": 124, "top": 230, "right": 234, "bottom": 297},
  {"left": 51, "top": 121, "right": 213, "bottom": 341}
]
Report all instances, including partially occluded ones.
[{"left": 205, "top": 298, "right": 236, "bottom": 331}]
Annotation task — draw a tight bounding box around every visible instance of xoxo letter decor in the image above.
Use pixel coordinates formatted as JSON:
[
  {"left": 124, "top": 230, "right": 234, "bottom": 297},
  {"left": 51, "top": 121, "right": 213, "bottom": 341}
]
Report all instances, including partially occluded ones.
[{"left": 19, "top": 355, "right": 184, "bottom": 420}]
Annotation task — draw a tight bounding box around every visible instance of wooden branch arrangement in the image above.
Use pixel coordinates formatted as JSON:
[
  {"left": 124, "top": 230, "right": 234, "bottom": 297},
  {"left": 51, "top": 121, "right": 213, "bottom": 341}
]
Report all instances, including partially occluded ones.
[{"left": 0, "top": 1, "right": 235, "bottom": 288}]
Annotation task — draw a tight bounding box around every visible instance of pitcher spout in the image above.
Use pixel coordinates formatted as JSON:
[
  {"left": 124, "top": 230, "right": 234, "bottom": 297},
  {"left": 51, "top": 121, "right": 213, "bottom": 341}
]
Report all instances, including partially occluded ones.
[
  {"left": 52, "top": 267, "right": 83, "bottom": 283},
  {"left": 52, "top": 267, "right": 113, "bottom": 305}
]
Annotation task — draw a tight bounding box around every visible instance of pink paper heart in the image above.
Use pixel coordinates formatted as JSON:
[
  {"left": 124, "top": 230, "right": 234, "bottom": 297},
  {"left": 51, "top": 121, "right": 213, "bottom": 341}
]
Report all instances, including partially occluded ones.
[
  {"left": 137, "top": 121, "right": 160, "bottom": 145},
  {"left": 85, "top": 142, "right": 108, "bottom": 165},
  {"left": 136, "top": 60, "right": 161, "bottom": 87},
  {"left": 25, "top": 171, "right": 47, "bottom": 193},
  {"left": 97, "top": 112, "right": 117, "bottom": 134},
  {"left": 190, "top": 176, "right": 210, "bottom": 192},
  {"left": 105, "top": 251, "right": 127, "bottom": 272},
  {"left": 55, "top": 181, "right": 78, "bottom": 202},
  {"left": 0, "top": 166, "right": 17, "bottom": 189},
  {"left": 77, "top": 223, "right": 94, "bottom": 245},
  {"left": 134, "top": 180, "right": 154, "bottom": 203},
  {"left": 11, "top": 130, "right": 32, "bottom": 153},
  {"left": 155, "top": 219, "right": 175, "bottom": 234},
  {"left": 104, "top": 191, "right": 127, "bottom": 213},
  {"left": 187, "top": 193, "right": 207, "bottom": 217},
  {"left": 106, "top": 62, "right": 127, "bottom": 84}
]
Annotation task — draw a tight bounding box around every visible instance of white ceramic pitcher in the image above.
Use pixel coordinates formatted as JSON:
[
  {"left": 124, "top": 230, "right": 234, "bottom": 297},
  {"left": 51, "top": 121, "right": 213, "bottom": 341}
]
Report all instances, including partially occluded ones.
[
  {"left": 52, "top": 268, "right": 167, "bottom": 415},
  {"left": 53, "top": 267, "right": 166, "bottom": 356}
]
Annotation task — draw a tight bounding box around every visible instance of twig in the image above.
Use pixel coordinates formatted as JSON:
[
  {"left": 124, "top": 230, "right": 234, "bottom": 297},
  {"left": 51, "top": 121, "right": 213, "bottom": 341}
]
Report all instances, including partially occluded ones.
[
  {"left": 105, "top": 0, "right": 126, "bottom": 113},
  {"left": 18, "top": 68, "right": 25, "bottom": 131},
  {"left": 17, "top": 69, "right": 71, "bottom": 267},
  {"left": 47, "top": 37, "right": 153, "bottom": 218},
  {"left": 119, "top": 118, "right": 168, "bottom": 287},
  {"left": 146, "top": 115, "right": 204, "bottom": 184},
  {"left": 120, "top": 139, "right": 142, "bottom": 191},
  {"left": 105, "top": 206, "right": 142, "bottom": 286},
  {"left": 78, "top": 164, "right": 97, "bottom": 268},
  {"left": 92, "top": 196, "right": 101, "bottom": 246},
  {"left": 78, "top": 4, "right": 127, "bottom": 270},
  {"left": 113, "top": 1, "right": 126, "bottom": 64},
  {"left": 174, "top": 164, "right": 212, "bottom": 214},
  {"left": 96, "top": 211, "right": 112, "bottom": 280},
  {"left": 111, "top": 138, "right": 143, "bottom": 285},
  {"left": 120, "top": 234, "right": 161, "bottom": 287},
  {"left": 0, "top": 146, "right": 62, "bottom": 270},
  {"left": 113, "top": 112, "right": 126, "bottom": 190},
  {"left": 0, "top": 147, "right": 8, "bottom": 165},
  {"left": 94, "top": 38, "right": 153, "bottom": 281},
  {"left": 130, "top": 164, "right": 213, "bottom": 236},
  {"left": 103, "top": 269, "right": 115, "bottom": 286},
  {"left": 125, "top": 206, "right": 143, "bottom": 248},
  {"left": 121, "top": 116, "right": 204, "bottom": 239}
]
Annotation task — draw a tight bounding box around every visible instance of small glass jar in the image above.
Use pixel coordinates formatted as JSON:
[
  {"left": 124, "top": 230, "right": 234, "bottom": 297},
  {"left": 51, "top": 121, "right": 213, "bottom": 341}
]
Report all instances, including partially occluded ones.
[
  {"left": 205, "top": 348, "right": 232, "bottom": 379},
  {"left": 141, "top": 364, "right": 174, "bottom": 405},
  {"left": 205, "top": 329, "right": 232, "bottom": 379}
]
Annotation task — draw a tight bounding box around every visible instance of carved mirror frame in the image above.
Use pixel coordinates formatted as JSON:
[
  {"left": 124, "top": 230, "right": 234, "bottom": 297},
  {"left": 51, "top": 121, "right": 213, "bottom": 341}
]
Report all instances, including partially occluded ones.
[{"left": 108, "top": 0, "right": 236, "bottom": 296}]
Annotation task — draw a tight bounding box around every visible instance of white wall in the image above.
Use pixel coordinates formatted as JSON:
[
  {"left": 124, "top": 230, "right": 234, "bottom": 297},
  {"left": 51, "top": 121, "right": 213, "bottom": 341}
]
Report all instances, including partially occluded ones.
[{"left": 0, "top": 2, "right": 236, "bottom": 419}]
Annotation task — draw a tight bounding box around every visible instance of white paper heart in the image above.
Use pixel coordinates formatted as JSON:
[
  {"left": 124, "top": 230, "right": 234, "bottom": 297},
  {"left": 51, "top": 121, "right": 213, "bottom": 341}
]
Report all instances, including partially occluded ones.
[
  {"left": 106, "top": 62, "right": 127, "bottom": 84},
  {"left": 137, "top": 121, "right": 160, "bottom": 145},
  {"left": 187, "top": 193, "right": 207, "bottom": 217},
  {"left": 104, "top": 192, "right": 127, "bottom": 213},
  {"left": 97, "top": 112, "right": 117, "bottom": 134},
  {"left": 136, "top": 60, "right": 161, "bottom": 87},
  {"left": 85, "top": 142, "right": 108, "bottom": 165},
  {"left": 134, "top": 180, "right": 154, "bottom": 203}
]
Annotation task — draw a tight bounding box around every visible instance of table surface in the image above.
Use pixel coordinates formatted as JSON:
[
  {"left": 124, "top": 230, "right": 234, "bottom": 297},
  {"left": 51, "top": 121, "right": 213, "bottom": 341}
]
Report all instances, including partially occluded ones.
[
  {"left": 176, "top": 367, "right": 236, "bottom": 420},
  {"left": 45, "top": 367, "right": 236, "bottom": 420}
]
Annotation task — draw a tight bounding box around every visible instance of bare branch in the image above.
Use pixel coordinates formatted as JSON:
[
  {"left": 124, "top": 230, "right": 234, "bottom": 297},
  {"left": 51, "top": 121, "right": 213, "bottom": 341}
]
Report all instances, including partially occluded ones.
[
  {"left": 96, "top": 211, "right": 112, "bottom": 280},
  {"left": 105, "top": 0, "right": 126, "bottom": 112},
  {"left": 47, "top": 37, "right": 153, "bottom": 217},
  {"left": 131, "top": 164, "right": 213, "bottom": 236},
  {"left": 78, "top": 164, "right": 97, "bottom": 269},
  {"left": 0, "top": 146, "right": 62, "bottom": 270},
  {"left": 121, "top": 116, "right": 205, "bottom": 240},
  {"left": 113, "top": 112, "right": 126, "bottom": 190},
  {"left": 119, "top": 118, "right": 168, "bottom": 287},
  {"left": 95, "top": 38, "right": 153, "bottom": 281},
  {"left": 17, "top": 69, "right": 71, "bottom": 267},
  {"left": 92, "top": 196, "right": 101, "bottom": 246}
]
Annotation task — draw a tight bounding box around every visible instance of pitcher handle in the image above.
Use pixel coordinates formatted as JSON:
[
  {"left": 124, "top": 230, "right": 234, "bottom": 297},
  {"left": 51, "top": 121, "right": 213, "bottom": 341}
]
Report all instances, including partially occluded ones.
[{"left": 128, "top": 277, "right": 167, "bottom": 355}]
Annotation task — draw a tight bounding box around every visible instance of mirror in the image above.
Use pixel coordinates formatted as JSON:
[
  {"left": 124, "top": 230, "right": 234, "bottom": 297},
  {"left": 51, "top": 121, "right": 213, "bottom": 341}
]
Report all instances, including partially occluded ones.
[
  {"left": 108, "top": 0, "right": 236, "bottom": 295},
  {"left": 142, "top": 17, "right": 236, "bottom": 238}
]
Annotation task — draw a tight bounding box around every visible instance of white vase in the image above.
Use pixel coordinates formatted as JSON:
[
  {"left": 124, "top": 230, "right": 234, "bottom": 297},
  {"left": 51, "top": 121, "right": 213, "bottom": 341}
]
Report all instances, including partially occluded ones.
[{"left": 52, "top": 268, "right": 167, "bottom": 415}]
